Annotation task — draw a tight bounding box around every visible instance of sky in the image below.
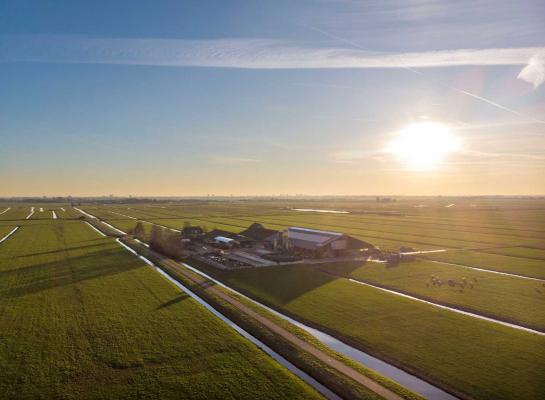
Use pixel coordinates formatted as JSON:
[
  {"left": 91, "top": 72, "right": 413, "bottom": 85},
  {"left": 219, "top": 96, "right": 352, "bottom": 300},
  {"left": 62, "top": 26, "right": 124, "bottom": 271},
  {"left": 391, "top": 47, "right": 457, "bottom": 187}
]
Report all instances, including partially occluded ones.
[{"left": 1, "top": 0, "right": 544, "bottom": 196}]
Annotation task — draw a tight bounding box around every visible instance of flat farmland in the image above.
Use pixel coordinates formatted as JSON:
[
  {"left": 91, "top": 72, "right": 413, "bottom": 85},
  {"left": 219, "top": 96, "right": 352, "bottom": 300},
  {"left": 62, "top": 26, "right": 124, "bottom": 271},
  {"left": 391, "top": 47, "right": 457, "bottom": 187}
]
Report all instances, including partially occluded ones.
[
  {"left": 0, "top": 219, "right": 321, "bottom": 399},
  {"left": 78, "top": 206, "right": 249, "bottom": 236},
  {"left": 12, "top": 198, "right": 545, "bottom": 400},
  {"left": 423, "top": 250, "right": 545, "bottom": 279},
  {"left": 227, "top": 214, "right": 543, "bottom": 249},
  {"left": 322, "top": 259, "right": 545, "bottom": 331},
  {"left": 481, "top": 246, "right": 545, "bottom": 260},
  {"left": 265, "top": 215, "right": 532, "bottom": 246},
  {"left": 194, "top": 262, "right": 545, "bottom": 400},
  {"left": 201, "top": 215, "right": 463, "bottom": 250},
  {"left": 81, "top": 201, "right": 545, "bottom": 268},
  {"left": 0, "top": 206, "right": 33, "bottom": 220},
  {"left": 0, "top": 225, "right": 16, "bottom": 240}
]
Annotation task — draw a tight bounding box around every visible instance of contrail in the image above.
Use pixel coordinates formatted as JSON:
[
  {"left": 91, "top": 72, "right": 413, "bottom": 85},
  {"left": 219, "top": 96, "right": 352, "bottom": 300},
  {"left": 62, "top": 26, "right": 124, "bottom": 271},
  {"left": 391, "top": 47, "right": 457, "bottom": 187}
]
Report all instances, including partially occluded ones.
[
  {"left": 308, "top": 26, "right": 545, "bottom": 125},
  {"left": 451, "top": 87, "right": 545, "bottom": 124}
]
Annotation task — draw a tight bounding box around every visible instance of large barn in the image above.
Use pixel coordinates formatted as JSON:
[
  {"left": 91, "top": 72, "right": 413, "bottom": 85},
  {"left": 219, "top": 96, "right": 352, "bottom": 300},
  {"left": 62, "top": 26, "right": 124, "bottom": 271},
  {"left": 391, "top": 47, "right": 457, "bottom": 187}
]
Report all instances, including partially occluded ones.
[{"left": 286, "top": 227, "right": 374, "bottom": 258}]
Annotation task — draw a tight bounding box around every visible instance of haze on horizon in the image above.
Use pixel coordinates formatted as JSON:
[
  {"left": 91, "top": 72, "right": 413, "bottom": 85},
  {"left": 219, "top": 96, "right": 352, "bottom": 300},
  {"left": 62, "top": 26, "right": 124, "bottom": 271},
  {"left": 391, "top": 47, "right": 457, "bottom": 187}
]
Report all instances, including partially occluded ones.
[{"left": 1, "top": 0, "right": 545, "bottom": 197}]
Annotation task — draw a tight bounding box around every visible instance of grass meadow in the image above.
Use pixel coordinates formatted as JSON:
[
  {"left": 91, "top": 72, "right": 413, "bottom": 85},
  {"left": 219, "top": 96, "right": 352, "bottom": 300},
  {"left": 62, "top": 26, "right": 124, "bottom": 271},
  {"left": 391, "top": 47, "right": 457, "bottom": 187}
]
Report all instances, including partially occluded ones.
[
  {"left": 325, "top": 259, "right": 545, "bottom": 330},
  {"left": 422, "top": 250, "right": 545, "bottom": 279},
  {"left": 63, "top": 198, "right": 545, "bottom": 399},
  {"left": 193, "top": 262, "right": 545, "bottom": 400},
  {"left": 0, "top": 217, "right": 321, "bottom": 400}
]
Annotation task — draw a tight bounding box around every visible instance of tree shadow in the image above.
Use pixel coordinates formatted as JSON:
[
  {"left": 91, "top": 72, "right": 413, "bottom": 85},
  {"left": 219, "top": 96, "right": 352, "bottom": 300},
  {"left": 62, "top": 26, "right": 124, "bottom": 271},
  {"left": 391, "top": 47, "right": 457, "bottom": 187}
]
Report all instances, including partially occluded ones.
[
  {"left": 13, "top": 242, "right": 109, "bottom": 259},
  {"left": 154, "top": 294, "right": 190, "bottom": 310},
  {"left": 0, "top": 247, "right": 145, "bottom": 300}
]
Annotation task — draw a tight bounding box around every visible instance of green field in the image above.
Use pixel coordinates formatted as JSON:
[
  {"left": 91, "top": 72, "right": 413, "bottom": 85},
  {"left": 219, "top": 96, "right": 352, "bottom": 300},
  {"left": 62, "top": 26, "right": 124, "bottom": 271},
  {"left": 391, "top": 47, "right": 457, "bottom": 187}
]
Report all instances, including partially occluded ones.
[
  {"left": 423, "top": 250, "right": 545, "bottom": 279},
  {"left": 62, "top": 198, "right": 545, "bottom": 399},
  {"left": 481, "top": 246, "right": 545, "bottom": 260},
  {"left": 322, "top": 259, "right": 545, "bottom": 330},
  {"left": 0, "top": 225, "right": 16, "bottom": 239},
  {"left": 0, "top": 218, "right": 321, "bottom": 399},
  {"left": 193, "top": 262, "right": 545, "bottom": 400},
  {"left": 0, "top": 206, "right": 32, "bottom": 221}
]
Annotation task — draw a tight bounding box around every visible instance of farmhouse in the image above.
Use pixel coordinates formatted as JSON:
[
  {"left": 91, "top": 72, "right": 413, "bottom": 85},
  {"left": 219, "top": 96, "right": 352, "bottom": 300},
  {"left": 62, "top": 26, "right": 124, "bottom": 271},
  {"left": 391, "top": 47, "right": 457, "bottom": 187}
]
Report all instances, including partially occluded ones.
[
  {"left": 239, "top": 223, "right": 283, "bottom": 250},
  {"left": 286, "top": 227, "right": 374, "bottom": 258}
]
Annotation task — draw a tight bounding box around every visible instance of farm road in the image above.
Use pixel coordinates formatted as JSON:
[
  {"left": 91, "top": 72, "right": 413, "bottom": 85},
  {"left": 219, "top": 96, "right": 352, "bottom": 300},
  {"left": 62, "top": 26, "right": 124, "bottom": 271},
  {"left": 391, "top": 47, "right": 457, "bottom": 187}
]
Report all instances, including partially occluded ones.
[{"left": 131, "top": 239, "right": 406, "bottom": 400}]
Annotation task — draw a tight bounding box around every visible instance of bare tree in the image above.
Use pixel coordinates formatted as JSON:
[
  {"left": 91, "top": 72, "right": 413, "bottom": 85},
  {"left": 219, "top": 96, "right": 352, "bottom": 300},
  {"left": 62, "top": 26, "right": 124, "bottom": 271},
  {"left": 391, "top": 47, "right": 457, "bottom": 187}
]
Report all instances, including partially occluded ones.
[
  {"left": 149, "top": 225, "right": 184, "bottom": 259},
  {"left": 134, "top": 222, "right": 146, "bottom": 240},
  {"left": 150, "top": 225, "right": 165, "bottom": 252}
]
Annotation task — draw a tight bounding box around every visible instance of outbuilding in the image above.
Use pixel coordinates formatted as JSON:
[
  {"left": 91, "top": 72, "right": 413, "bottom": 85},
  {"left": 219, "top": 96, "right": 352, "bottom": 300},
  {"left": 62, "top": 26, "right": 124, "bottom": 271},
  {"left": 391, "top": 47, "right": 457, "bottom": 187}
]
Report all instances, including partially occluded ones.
[
  {"left": 214, "top": 236, "right": 238, "bottom": 249},
  {"left": 286, "top": 227, "right": 374, "bottom": 258}
]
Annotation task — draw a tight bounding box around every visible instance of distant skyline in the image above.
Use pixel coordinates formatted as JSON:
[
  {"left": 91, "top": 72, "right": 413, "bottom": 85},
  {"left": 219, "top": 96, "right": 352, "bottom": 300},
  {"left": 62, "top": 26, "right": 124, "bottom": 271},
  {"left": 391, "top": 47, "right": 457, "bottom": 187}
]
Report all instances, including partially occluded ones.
[{"left": 1, "top": 0, "right": 544, "bottom": 196}]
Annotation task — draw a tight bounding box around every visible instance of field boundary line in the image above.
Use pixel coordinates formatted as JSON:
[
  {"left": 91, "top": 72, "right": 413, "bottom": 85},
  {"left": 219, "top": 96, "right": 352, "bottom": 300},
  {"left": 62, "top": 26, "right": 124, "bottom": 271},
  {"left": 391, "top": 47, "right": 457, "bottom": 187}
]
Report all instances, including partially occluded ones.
[
  {"left": 101, "top": 220, "right": 127, "bottom": 235},
  {"left": 76, "top": 208, "right": 128, "bottom": 235},
  {"left": 117, "top": 216, "right": 180, "bottom": 233},
  {"left": 0, "top": 226, "right": 19, "bottom": 244},
  {"left": 26, "top": 207, "right": 35, "bottom": 219},
  {"left": 74, "top": 207, "right": 96, "bottom": 219},
  {"left": 347, "top": 278, "right": 545, "bottom": 336},
  {"left": 0, "top": 207, "right": 10, "bottom": 215},
  {"left": 426, "top": 259, "right": 545, "bottom": 282},
  {"left": 84, "top": 221, "right": 106, "bottom": 237},
  {"left": 109, "top": 211, "right": 137, "bottom": 220}
]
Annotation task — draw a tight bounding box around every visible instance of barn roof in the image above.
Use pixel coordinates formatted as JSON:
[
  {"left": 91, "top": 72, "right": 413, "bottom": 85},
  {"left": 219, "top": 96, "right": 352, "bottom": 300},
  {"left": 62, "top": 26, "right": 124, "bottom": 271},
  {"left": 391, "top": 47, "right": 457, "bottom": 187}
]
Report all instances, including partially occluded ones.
[
  {"left": 240, "top": 223, "right": 281, "bottom": 242},
  {"left": 287, "top": 227, "right": 344, "bottom": 249}
]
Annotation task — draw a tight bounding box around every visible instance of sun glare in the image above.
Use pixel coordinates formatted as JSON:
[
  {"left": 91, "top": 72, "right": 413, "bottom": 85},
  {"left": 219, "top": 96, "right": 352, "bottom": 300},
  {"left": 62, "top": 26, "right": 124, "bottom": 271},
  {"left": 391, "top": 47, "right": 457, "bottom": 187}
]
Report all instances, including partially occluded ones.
[{"left": 386, "top": 122, "right": 461, "bottom": 171}]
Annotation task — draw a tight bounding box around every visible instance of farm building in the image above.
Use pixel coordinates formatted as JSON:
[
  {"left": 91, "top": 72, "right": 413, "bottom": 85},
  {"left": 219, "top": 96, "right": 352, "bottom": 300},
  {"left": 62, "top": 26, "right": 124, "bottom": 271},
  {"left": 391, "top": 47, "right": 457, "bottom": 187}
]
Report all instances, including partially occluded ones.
[
  {"left": 286, "top": 227, "right": 374, "bottom": 258},
  {"left": 214, "top": 236, "right": 238, "bottom": 249},
  {"left": 239, "top": 223, "right": 283, "bottom": 250},
  {"left": 181, "top": 226, "right": 204, "bottom": 238},
  {"left": 205, "top": 229, "right": 253, "bottom": 247}
]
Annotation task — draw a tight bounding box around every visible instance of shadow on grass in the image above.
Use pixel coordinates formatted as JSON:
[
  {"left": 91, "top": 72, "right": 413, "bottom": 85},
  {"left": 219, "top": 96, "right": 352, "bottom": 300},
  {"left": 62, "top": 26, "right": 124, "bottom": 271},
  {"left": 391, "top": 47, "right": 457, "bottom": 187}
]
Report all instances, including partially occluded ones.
[
  {"left": 0, "top": 247, "right": 145, "bottom": 300},
  {"left": 155, "top": 294, "right": 191, "bottom": 310},
  {"left": 13, "top": 241, "right": 109, "bottom": 258},
  {"left": 189, "top": 258, "right": 365, "bottom": 305}
]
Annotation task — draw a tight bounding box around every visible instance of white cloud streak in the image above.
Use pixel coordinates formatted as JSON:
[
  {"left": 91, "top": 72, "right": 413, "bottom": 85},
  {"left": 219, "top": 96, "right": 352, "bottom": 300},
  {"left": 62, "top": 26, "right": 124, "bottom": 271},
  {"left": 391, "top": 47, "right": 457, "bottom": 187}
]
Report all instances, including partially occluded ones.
[
  {"left": 1, "top": 35, "right": 544, "bottom": 72},
  {"left": 209, "top": 156, "right": 261, "bottom": 166}
]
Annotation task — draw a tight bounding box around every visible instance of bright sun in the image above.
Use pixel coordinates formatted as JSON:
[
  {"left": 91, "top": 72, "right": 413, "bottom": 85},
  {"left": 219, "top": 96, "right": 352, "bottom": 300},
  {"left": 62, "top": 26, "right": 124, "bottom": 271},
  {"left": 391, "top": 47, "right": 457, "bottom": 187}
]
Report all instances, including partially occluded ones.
[{"left": 386, "top": 122, "right": 461, "bottom": 171}]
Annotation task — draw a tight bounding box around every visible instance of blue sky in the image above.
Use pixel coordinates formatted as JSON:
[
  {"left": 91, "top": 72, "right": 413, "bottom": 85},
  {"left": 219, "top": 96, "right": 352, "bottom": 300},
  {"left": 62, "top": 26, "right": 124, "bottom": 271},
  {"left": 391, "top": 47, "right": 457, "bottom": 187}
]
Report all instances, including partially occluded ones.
[{"left": 1, "top": 0, "right": 544, "bottom": 196}]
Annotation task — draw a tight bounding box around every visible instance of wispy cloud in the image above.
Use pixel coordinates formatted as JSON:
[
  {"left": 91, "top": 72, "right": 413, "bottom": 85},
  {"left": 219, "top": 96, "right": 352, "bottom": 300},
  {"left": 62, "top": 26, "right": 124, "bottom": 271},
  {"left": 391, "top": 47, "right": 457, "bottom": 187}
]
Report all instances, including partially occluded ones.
[
  {"left": 209, "top": 155, "right": 261, "bottom": 166},
  {"left": 1, "top": 35, "right": 544, "bottom": 72}
]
